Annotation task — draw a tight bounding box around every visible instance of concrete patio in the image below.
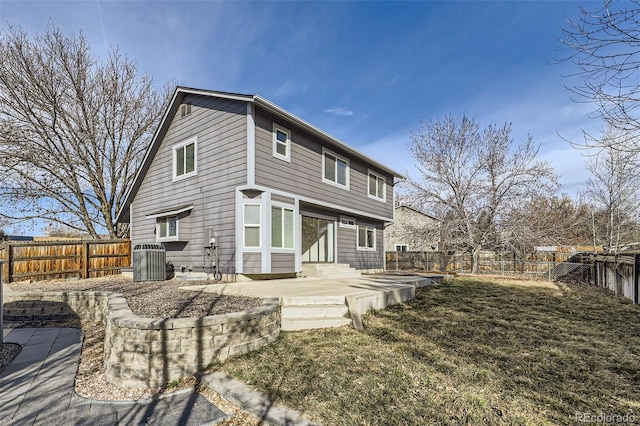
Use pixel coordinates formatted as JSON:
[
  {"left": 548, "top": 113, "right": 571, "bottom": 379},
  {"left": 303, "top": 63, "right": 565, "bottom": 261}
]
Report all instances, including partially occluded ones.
[{"left": 182, "top": 273, "right": 443, "bottom": 331}]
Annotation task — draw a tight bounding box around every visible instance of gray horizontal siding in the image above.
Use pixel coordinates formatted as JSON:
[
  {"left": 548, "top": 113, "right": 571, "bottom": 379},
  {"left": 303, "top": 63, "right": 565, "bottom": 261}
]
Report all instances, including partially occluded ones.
[
  {"left": 272, "top": 253, "right": 295, "bottom": 273},
  {"left": 271, "top": 194, "right": 295, "bottom": 205},
  {"left": 131, "top": 94, "right": 247, "bottom": 273},
  {"left": 253, "top": 108, "right": 394, "bottom": 220},
  {"left": 337, "top": 222, "right": 384, "bottom": 270},
  {"left": 243, "top": 253, "right": 262, "bottom": 274}
]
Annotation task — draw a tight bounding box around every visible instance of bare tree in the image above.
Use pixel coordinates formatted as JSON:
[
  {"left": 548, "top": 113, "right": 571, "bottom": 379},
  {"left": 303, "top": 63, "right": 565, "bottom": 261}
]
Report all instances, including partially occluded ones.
[
  {"left": 406, "top": 115, "right": 559, "bottom": 273},
  {"left": 559, "top": 0, "right": 640, "bottom": 148},
  {"left": 0, "top": 25, "right": 169, "bottom": 238},
  {"left": 502, "top": 194, "right": 594, "bottom": 258},
  {"left": 585, "top": 127, "right": 640, "bottom": 252}
]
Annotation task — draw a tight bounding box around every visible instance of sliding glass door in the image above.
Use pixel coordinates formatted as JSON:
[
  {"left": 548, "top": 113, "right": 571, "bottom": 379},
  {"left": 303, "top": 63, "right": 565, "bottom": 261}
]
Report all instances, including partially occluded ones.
[{"left": 301, "top": 216, "right": 334, "bottom": 263}]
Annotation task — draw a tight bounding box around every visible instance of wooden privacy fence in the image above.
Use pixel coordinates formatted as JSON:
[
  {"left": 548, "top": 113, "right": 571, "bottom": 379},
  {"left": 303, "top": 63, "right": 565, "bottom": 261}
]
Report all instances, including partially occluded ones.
[
  {"left": 0, "top": 239, "right": 131, "bottom": 283},
  {"left": 586, "top": 253, "right": 640, "bottom": 304},
  {"left": 386, "top": 251, "right": 577, "bottom": 275}
]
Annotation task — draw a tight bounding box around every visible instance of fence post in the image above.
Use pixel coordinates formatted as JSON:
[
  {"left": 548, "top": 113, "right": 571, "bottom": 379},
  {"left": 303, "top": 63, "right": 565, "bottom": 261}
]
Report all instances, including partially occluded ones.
[
  {"left": 82, "top": 241, "right": 90, "bottom": 279},
  {"left": 6, "top": 243, "right": 12, "bottom": 283},
  {"left": 1, "top": 260, "right": 4, "bottom": 345},
  {"left": 634, "top": 254, "right": 640, "bottom": 304},
  {"left": 395, "top": 251, "right": 398, "bottom": 271}
]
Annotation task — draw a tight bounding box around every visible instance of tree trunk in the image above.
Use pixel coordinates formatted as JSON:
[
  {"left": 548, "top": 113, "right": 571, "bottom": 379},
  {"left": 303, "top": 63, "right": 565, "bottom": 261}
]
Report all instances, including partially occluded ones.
[{"left": 472, "top": 246, "right": 481, "bottom": 274}]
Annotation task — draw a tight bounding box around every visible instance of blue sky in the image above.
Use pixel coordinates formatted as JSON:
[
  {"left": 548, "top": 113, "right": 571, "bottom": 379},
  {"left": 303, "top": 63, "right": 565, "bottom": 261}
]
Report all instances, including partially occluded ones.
[{"left": 0, "top": 1, "right": 604, "bottom": 232}]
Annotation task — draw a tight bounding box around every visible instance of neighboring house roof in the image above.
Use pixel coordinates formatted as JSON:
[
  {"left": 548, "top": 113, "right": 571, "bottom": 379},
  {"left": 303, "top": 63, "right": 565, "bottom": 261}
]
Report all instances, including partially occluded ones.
[
  {"left": 116, "top": 86, "right": 404, "bottom": 223},
  {"left": 7, "top": 235, "right": 34, "bottom": 241},
  {"left": 394, "top": 204, "right": 440, "bottom": 222}
]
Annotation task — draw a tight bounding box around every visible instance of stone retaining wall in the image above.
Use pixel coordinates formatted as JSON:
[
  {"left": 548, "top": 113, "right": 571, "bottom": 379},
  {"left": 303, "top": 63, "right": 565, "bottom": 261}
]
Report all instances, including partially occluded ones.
[
  {"left": 4, "top": 291, "right": 109, "bottom": 322},
  {"left": 4, "top": 291, "right": 280, "bottom": 388}
]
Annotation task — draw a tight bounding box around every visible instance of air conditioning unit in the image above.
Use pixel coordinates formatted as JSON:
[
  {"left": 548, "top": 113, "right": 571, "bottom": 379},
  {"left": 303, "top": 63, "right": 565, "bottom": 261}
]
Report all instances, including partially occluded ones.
[{"left": 132, "top": 243, "right": 166, "bottom": 282}]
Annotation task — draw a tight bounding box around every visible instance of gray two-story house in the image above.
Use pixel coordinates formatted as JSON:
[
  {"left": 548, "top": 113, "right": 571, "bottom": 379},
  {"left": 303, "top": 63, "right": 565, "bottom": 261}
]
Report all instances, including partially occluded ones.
[{"left": 116, "top": 87, "right": 402, "bottom": 279}]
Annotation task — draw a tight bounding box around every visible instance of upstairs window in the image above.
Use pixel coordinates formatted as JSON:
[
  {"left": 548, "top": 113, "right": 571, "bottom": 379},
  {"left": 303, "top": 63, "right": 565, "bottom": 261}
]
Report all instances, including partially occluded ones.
[
  {"left": 368, "top": 170, "right": 386, "bottom": 201},
  {"left": 323, "top": 148, "right": 349, "bottom": 189},
  {"left": 395, "top": 244, "right": 408, "bottom": 252},
  {"left": 273, "top": 124, "right": 291, "bottom": 162},
  {"left": 173, "top": 136, "right": 197, "bottom": 181},
  {"left": 357, "top": 224, "right": 376, "bottom": 251}
]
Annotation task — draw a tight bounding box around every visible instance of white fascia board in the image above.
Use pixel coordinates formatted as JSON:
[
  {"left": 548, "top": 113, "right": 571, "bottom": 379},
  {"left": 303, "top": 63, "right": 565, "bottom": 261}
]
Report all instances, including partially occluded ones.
[
  {"left": 178, "top": 87, "right": 254, "bottom": 103},
  {"left": 115, "top": 87, "right": 254, "bottom": 224},
  {"left": 115, "top": 88, "right": 182, "bottom": 224}
]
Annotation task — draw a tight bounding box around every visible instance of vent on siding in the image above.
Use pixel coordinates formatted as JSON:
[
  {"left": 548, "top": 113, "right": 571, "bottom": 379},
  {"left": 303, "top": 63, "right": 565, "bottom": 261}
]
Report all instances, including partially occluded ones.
[{"left": 180, "top": 102, "right": 192, "bottom": 118}]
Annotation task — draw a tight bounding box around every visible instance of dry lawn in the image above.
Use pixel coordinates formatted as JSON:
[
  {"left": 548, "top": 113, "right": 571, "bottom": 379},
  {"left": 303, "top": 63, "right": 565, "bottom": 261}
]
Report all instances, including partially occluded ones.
[{"left": 217, "top": 276, "right": 640, "bottom": 425}]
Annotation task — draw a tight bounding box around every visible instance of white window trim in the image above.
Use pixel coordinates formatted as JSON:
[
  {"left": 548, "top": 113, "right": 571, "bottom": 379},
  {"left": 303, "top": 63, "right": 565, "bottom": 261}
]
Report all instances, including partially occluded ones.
[
  {"left": 271, "top": 203, "right": 295, "bottom": 251},
  {"left": 395, "top": 244, "right": 409, "bottom": 252},
  {"left": 243, "top": 203, "right": 261, "bottom": 249},
  {"left": 368, "top": 169, "right": 386, "bottom": 202},
  {"left": 357, "top": 224, "right": 377, "bottom": 251},
  {"left": 272, "top": 123, "right": 291, "bottom": 163},
  {"left": 322, "top": 147, "right": 350, "bottom": 190},
  {"left": 180, "top": 102, "right": 192, "bottom": 118},
  {"left": 156, "top": 215, "right": 179, "bottom": 243},
  {"left": 172, "top": 135, "right": 198, "bottom": 182},
  {"left": 339, "top": 216, "right": 356, "bottom": 229}
]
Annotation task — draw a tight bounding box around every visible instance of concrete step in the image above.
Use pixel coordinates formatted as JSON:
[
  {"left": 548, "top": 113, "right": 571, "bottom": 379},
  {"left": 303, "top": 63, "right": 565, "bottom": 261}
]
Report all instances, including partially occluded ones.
[
  {"left": 281, "top": 317, "right": 352, "bottom": 331},
  {"left": 174, "top": 272, "right": 209, "bottom": 281},
  {"left": 302, "top": 263, "right": 352, "bottom": 271},
  {"left": 281, "top": 295, "right": 347, "bottom": 305},
  {"left": 281, "top": 304, "right": 349, "bottom": 319},
  {"left": 320, "top": 271, "right": 362, "bottom": 279},
  {"left": 302, "top": 263, "right": 361, "bottom": 279}
]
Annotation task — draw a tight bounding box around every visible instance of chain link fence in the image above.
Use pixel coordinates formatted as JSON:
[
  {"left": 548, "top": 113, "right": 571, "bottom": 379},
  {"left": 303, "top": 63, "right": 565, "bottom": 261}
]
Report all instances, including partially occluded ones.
[{"left": 386, "top": 251, "right": 592, "bottom": 282}]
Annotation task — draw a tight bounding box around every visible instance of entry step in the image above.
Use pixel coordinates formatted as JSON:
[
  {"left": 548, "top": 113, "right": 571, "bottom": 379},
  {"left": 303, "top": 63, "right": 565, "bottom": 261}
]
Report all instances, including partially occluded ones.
[
  {"left": 302, "top": 263, "right": 361, "bottom": 279},
  {"left": 281, "top": 317, "right": 352, "bottom": 331},
  {"left": 281, "top": 304, "right": 349, "bottom": 319}
]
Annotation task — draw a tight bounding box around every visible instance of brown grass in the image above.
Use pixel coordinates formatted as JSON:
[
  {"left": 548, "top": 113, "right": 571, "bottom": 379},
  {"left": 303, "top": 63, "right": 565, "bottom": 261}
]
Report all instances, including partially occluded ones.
[{"left": 217, "top": 276, "right": 640, "bottom": 425}]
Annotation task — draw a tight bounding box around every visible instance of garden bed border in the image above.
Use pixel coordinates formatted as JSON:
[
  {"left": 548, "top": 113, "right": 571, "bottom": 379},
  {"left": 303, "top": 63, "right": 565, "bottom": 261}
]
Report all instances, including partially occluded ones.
[{"left": 4, "top": 291, "right": 280, "bottom": 388}]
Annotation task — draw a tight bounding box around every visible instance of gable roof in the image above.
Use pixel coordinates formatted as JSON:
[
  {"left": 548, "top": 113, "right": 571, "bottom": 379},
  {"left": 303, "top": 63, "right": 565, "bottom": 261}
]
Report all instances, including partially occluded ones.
[
  {"left": 116, "top": 86, "right": 404, "bottom": 223},
  {"left": 395, "top": 204, "right": 440, "bottom": 222}
]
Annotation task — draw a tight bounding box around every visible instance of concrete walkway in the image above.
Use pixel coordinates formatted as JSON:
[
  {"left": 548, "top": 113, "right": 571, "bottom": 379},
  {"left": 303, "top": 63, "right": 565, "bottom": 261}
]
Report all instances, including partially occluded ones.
[{"left": 0, "top": 328, "right": 226, "bottom": 426}]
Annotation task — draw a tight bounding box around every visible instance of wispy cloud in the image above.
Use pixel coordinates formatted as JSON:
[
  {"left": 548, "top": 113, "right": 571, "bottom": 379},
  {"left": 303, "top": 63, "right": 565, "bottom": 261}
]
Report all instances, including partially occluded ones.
[{"left": 325, "top": 107, "right": 354, "bottom": 117}]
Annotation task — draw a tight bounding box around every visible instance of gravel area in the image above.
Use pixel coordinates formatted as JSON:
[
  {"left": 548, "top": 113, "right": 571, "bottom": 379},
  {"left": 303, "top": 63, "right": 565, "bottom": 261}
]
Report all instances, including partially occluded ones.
[
  {"left": 2, "top": 275, "right": 265, "bottom": 422},
  {"left": 0, "top": 342, "right": 22, "bottom": 375},
  {"left": 9, "top": 275, "right": 262, "bottom": 318}
]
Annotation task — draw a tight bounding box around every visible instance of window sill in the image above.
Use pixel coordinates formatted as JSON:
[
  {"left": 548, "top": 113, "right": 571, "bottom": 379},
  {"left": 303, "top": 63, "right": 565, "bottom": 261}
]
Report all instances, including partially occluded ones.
[
  {"left": 271, "top": 247, "right": 295, "bottom": 253},
  {"left": 322, "top": 178, "right": 350, "bottom": 191},
  {"left": 157, "top": 237, "right": 183, "bottom": 243},
  {"left": 172, "top": 171, "right": 197, "bottom": 182},
  {"left": 273, "top": 153, "right": 291, "bottom": 163},
  {"left": 367, "top": 194, "right": 386, "bottom": 202}
]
